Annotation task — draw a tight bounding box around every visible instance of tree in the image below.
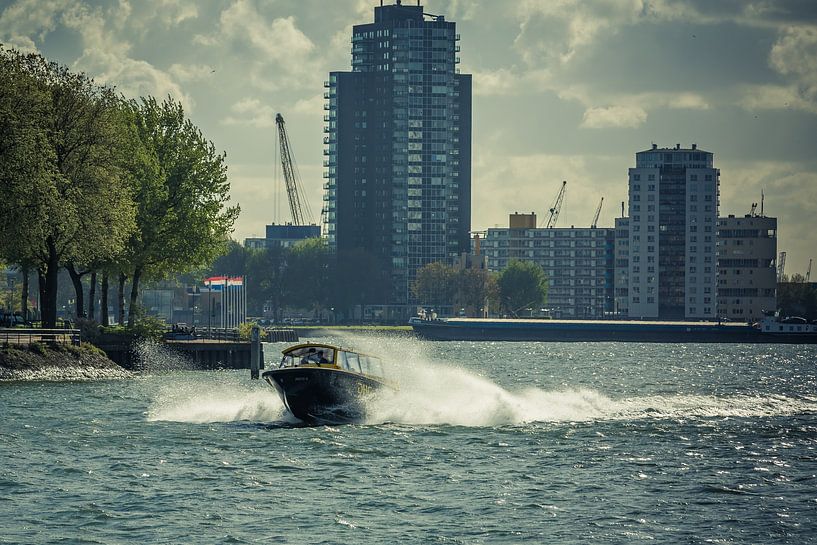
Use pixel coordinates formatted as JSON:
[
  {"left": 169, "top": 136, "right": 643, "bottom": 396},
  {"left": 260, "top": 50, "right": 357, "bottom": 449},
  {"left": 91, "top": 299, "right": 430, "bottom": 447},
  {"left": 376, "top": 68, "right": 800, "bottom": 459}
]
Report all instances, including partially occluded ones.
[
  {"left": 778, "top": 274, "right": 817, "bottom": 320},
  {"left": 330, "top": 249, "right": 390, "bottom": 322},
  {"left": 455, "top": 268, "right": 498, "bottom": 317},
  {"left": 284, "top": 238, "right": 331, "bottom": 317},
  {"left": 248, "top": 245, "right": 287, "bottom": 319},
  {"left": 123, "top": 96, "right": 239, "bottom": 326},
  {"left": 497, "top": 260, "right": 548, "bottom": 317},
  {"left": 0, "top": 48, "right": 136, "bottom": 328},
  {"left": 412, "top": 262, "right": 457, "bottom": 310}
]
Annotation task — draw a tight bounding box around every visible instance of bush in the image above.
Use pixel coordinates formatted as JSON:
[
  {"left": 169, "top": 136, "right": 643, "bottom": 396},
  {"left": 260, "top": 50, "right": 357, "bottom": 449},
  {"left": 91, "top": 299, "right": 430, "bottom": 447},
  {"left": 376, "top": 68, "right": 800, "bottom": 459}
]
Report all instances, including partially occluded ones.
[
  {"left": 130, "top": 314, "right": 166, "bottom": 341},
  {"left": 238, "top": 321, "right": 260, "bottom": 341}
]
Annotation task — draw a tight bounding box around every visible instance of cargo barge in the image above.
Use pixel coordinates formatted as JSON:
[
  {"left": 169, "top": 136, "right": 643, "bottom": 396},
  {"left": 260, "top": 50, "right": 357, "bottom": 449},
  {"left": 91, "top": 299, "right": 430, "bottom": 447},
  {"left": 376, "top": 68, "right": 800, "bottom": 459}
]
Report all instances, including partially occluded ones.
[{"left": 409, "top": 315, "right": 817, "bottom": 344}]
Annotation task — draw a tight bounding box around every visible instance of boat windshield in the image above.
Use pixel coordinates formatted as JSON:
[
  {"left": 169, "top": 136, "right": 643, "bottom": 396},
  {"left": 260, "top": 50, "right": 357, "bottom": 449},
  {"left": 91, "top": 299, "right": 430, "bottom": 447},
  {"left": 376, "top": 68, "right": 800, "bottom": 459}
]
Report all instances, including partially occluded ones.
[
  {"left": 279, "top": 346, "right": 335, "bottom": 368},
  {"left": 337, "top": 350, "right": 384, "bottom": 377}
]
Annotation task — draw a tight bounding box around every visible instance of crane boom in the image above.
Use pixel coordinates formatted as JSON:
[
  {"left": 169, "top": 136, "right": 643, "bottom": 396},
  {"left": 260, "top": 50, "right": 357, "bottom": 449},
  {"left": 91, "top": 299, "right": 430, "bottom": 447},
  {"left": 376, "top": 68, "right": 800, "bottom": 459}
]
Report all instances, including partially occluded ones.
[
  {"left": 275, "top": 113, "right": 313, "bottom": 226},
  {"left": 543, "top": 180, "right": 567, "bottom": 229},
  {"left": 591, "top": 197, "right": 603, "bottom": 228}
]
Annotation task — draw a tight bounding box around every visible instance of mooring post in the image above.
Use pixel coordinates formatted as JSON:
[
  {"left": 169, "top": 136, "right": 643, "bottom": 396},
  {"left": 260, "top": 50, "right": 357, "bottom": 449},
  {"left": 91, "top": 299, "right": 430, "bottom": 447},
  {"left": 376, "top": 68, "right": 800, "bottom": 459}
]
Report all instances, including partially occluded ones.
[{"left": 250, "top": 325, "right": 260, "bottom": 379}]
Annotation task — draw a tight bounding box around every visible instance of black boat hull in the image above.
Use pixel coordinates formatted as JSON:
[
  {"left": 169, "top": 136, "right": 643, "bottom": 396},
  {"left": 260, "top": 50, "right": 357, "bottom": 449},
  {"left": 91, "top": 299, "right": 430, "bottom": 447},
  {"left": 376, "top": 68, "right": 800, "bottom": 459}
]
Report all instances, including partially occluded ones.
[{"left": 263, "top": 367, "right": 388, "bottom": 425}]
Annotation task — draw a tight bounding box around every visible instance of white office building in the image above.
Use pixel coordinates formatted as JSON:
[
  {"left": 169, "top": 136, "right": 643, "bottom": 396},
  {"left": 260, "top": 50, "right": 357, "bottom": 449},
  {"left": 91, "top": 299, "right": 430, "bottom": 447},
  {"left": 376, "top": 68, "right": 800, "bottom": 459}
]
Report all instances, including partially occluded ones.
[{"left": 626, "top": 144, "right": 719, "bottom": 320}]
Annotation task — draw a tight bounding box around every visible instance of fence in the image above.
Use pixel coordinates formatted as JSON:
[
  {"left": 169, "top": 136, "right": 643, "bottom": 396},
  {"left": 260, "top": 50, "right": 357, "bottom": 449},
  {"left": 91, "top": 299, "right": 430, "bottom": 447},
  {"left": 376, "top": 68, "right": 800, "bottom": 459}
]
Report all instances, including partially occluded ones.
[{"left": 0, "top": 328, "right": 81, "bottom": 346}]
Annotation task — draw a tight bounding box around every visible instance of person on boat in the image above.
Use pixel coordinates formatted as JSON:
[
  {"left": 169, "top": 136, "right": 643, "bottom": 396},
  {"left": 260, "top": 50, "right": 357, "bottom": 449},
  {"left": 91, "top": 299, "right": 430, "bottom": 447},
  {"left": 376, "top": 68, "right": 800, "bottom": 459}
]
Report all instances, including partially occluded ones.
[
  {"left": 317, "top": 351, "right": 329, "bottom": 364},
  {"left": 301, "top": 348, "right": 318, "bottom": 365}
]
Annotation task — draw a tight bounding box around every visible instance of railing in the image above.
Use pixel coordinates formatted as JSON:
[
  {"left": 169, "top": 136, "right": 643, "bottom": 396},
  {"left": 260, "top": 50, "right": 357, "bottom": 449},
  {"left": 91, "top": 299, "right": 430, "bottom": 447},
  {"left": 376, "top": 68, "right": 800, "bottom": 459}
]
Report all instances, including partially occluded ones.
[
  {"left": 0, "top": 328, "right": 81, "bottom": 346},
  {"left": 191, "top": 329, "right": 242, "bottom": 342}
]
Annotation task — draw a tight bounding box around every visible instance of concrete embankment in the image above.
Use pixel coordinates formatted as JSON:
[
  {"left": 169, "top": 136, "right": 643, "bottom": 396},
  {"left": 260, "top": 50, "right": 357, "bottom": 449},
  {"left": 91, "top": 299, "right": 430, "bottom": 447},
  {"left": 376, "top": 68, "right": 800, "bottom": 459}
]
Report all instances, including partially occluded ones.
[{"left": 0, "top": 343, "right": 131, "bottom": 381}]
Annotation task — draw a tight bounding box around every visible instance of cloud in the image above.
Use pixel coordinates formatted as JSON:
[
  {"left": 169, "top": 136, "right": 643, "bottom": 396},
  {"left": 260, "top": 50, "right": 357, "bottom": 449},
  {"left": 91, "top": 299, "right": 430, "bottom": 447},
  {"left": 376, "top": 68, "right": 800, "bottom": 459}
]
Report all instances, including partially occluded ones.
[
  {"left": 0, "top": 0, "right": 70, "bottom": 52},
  {"left": 769, "top": 25, "right": 817, "bottom": 106},
  {"left": 168, "top": 63, "right": 213, "bottom": 82},
  {"left": 292, "top": 93, "right": 324, "bottom": 115},
  {"left": 738, "top": 83, "right": 817, "bottom": 114},
  {"left": 196, "top": 2, "right": 321, "bottom": 91},
  {"left": 157, "top": 0, "right": 198, "bottom": 26},
  {"left": 471, "top": 67, "right": 552, "bottom": 96},
  {"left": 581, "top": 105, "right": 648, "bottom": 129},
  {"left": 61, "top": 3, "right": 191, "bottom": 107},
  {"left": 222, "top": 97, "right": 277, "bottom": 128}
]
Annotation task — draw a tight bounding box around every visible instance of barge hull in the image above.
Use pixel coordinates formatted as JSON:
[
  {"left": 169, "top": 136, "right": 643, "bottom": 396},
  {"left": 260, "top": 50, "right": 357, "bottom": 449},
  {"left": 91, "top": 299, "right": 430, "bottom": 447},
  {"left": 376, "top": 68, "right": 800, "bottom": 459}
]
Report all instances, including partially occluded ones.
[{"left": 410, "top": 319, "right": 817, "bottom": 344}]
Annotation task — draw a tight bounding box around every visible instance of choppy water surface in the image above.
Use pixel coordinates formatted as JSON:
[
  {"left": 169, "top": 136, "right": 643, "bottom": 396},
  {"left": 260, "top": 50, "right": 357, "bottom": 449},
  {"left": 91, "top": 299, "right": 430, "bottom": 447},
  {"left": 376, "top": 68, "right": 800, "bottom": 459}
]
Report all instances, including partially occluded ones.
[{"left": 2, "top": 337, "right": 816, "bottom": 544}]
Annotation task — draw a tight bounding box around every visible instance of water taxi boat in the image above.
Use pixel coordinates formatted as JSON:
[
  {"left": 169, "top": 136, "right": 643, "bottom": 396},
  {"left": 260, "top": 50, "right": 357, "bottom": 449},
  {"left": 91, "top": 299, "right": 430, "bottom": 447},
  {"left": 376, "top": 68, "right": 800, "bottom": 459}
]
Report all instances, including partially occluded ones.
[{"left": 262, "top": 343, "right": 393, "bottom": 425}]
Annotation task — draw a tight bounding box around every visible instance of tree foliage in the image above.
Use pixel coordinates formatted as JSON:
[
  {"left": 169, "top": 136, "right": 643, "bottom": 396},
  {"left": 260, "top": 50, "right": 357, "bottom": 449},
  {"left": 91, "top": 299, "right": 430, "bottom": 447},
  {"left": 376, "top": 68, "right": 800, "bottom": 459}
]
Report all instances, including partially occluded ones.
[
  {"left": 412, "top": 262, "right": 457, "bottom": 309},
  {"left": 0, "top": 47, "right": 237, "bottom": 329},
  {"left": 412, "top": 262, "right": 497, "bottom": 316},
  {"left": 0, "top": 47, "right": 136, "bottom": 327},
  {"left": 497, "top": 260, "right": 548, "bottom": 316},
  {"left": 778, "top": 274, "right": 817, "bottom": 320},
  {"left": 123, "top": 96, "right": 239, "bottom": 325}
]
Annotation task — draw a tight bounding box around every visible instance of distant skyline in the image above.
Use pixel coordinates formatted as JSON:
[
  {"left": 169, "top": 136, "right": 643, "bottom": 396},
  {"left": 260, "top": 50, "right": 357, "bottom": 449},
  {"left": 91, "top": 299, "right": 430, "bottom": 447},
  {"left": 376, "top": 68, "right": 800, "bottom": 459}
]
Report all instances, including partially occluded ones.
[{"left": 2, "top": 0, "right": 816, "bottom": 275}]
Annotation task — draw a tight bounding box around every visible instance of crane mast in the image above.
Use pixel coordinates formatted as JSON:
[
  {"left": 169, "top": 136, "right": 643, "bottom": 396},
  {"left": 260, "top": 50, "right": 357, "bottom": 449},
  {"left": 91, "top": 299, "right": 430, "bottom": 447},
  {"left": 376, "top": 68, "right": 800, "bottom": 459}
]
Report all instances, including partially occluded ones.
[
  {"left": 275, "top": 113, "right": 312, "bottom": 226},
  {"left": 807, "top": 258, "right": 813, "bottom": 282},
  {"left": 591, "top": 197, "right": 603, "bottom": 228},
  {"left": 543, "top": 180, "right": 567, "bottom": 229}
]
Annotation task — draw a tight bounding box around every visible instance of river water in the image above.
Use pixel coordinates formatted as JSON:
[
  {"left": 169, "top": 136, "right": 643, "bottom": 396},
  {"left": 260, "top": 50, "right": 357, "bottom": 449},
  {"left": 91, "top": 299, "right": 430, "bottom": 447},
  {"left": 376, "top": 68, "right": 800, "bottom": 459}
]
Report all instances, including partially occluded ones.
[{"left": 2, "top": 336, "right": 816, "bottom": 544}]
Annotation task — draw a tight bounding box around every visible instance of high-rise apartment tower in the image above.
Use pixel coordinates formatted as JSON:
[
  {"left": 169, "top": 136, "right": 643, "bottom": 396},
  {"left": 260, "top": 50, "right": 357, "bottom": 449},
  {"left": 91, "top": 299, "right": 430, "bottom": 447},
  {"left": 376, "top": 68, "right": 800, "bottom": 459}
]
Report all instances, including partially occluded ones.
[
  {"left": 625, "top": 144, "right": 719, "bottom": 319},
  {"left": 324, "top": 1, "right": 472, "bottom": 312}
]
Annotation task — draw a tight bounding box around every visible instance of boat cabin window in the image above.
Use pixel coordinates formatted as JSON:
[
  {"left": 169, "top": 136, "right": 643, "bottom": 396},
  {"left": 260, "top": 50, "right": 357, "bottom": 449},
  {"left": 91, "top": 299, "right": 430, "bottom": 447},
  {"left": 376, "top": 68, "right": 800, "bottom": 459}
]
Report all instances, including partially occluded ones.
[
  {"left": 358, "top": 355, "right": 384, "bottom": 377},
  {"left": 342, "top": 351, "right": 361, "bottom": 373},
  {"left": 279, "top": 346, "right": 335, "bottom": 367}
]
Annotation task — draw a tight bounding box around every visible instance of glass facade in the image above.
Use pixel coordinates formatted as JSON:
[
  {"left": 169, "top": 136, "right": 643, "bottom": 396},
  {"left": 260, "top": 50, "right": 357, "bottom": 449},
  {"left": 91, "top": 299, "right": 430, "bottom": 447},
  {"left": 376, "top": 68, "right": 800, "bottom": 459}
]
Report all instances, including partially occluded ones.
[{"left": 324, "top": 2, "right": 471, "bottom": 306}]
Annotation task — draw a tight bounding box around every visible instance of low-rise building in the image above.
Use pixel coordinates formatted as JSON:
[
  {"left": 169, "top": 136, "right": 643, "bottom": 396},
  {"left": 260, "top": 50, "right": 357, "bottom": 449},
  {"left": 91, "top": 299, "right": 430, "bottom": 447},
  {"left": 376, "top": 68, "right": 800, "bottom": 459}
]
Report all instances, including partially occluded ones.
[
  {"left": 243, "top": 224, "right": 320, "bottom": 249},
  {"left": 482, "top": 213, "right": 615, "bottom": 318},
  {"left": 716, "top": 214, "right": 777, "bottom": 321}
]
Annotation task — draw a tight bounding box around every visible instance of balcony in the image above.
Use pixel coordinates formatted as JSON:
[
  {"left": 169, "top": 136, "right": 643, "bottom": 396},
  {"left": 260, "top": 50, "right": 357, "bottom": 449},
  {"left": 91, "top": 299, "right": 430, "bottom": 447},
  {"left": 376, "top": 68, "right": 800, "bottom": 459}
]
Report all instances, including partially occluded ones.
[{"left": 323, "top": 80, "right": 329, "bottom": 88}]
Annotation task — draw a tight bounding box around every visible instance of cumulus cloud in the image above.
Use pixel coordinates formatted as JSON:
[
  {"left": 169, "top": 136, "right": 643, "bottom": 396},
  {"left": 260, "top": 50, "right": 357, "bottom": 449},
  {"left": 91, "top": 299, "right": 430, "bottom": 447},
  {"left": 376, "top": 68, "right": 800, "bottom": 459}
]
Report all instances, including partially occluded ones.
[
  {"left": 196, "top": 2, "right": 321, "bottom": 91},
  {"left": 739, "top": 83, "right": 817, "bottom": 114},
  {"left": 0, "top": 0, "right": 70, "bottom": 52},
  {"left": 61, "top": 2, "right": 191, "bottom": 107},
  {"left": 168, "top": 63, "right": 213, "bottom": 82},
  {"left": 471, "top": 67, "right": 552, "bottom": 96},
  {"left": 157, "top": 0, "right": 198, "bottom": 26},
  {"left": 581, "top": 105, "right": 648, "bottom": 129},
  {"left": 222, "top": 97, "right": 277, "bottom": 128},
  {"left": 768, "top": 25, "right": 817, "bottom": 107}
]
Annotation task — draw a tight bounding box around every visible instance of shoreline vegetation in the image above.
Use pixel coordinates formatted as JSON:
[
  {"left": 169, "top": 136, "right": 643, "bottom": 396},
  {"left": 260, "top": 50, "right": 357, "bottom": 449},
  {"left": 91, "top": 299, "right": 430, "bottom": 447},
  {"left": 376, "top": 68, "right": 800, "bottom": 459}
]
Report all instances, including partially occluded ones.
[{"left": 0, "top": 343, "right": 131, "bottom": 381}]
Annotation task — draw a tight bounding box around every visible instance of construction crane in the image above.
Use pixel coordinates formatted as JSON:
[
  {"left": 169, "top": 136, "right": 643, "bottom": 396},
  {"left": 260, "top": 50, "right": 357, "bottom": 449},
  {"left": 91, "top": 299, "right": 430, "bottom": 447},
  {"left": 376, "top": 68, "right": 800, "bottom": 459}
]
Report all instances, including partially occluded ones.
[
  {"left": 777, "top": 251, "right": 787, "bottom": 282},
  {"left": 749, "top": 202, "right": 758, "bottom": 217},
  {"left": 275, "top": 113, "right": 313, "bottom": 226},
  {"left": 807, "top": 259, "right": 813, "bottom": 282},
  {"left": 591, "top": 197, "right": 603, "bottom": 228},
  {"left": 542, "top": 180, "right": 567, "bottom": 229}
]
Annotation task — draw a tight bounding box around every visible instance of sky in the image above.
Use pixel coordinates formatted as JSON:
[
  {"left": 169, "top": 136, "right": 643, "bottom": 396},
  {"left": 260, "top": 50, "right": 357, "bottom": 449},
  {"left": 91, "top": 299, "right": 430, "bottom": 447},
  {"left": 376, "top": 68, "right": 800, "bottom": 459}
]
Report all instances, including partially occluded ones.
[{"left": 2, "top": 0, "right": 816, "bottom": 275}]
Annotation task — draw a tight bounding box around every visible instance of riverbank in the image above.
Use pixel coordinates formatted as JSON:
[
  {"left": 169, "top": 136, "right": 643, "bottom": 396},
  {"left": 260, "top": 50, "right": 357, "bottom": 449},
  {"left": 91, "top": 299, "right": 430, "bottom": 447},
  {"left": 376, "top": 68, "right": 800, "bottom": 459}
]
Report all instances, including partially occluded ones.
[
  {"left": 0, "top": 343, "right": 132, "bottom": 381},
  {"left": 293, "top": 325, "right": 414, "bottom": 338}
]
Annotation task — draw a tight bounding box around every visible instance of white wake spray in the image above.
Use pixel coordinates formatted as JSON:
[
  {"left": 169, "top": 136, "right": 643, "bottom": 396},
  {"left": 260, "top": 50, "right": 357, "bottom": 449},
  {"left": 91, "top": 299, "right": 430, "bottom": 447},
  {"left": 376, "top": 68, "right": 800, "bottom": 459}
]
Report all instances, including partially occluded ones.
[{"left": 140, "top": 334, "right": 817, "bottom": 426}]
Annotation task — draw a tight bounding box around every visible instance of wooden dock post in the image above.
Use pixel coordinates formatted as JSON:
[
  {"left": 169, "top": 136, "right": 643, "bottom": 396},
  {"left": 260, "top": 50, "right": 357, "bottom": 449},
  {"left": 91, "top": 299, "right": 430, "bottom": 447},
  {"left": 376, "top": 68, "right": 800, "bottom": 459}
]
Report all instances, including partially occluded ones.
[{"left": 250, "top": 325, "right": 260, "bottom": 379}]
